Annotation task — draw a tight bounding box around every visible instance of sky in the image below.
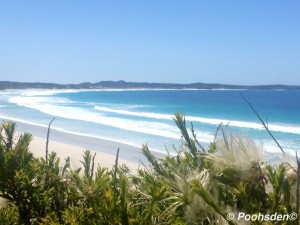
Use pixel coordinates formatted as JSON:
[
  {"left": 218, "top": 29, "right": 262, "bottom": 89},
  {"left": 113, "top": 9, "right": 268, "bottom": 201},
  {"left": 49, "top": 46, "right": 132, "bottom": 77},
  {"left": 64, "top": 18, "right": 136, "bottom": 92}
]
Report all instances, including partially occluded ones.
[{"left": 0, "top": 1, "right": 299, "bottom": 85}]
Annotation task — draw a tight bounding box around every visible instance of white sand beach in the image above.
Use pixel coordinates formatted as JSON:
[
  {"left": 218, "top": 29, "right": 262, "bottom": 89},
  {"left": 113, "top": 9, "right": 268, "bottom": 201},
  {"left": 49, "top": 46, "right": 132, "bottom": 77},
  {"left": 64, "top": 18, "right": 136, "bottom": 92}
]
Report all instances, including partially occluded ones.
[{"left": 29, "top": 135, "right": 142, "bottom": 171}]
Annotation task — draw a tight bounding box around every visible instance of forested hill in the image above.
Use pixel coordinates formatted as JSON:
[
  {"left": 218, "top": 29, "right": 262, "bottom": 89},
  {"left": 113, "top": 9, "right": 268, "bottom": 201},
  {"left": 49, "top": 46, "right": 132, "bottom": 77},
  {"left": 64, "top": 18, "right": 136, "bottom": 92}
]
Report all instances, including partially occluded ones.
[{"left": 0, "top": 80, "right": 299, "bottom": 90}]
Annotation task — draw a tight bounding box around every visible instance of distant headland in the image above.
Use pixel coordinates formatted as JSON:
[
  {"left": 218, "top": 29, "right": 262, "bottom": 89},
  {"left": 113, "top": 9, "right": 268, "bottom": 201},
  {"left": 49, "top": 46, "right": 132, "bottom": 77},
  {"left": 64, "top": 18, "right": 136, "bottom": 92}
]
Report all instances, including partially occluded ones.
[{"left": 0, "top": 80, "right": 300, "bottom": 90}]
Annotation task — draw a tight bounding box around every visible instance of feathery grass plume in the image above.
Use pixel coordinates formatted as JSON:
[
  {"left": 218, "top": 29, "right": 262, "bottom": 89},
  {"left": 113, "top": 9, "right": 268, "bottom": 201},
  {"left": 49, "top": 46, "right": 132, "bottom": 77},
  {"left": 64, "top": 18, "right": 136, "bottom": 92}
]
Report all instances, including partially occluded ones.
[
  {"left": 209, "top": 127, "right": 264, "bottom": 173},
  {"left": 184, "top": 170, "right": 226, "bottom": 225},
  {"left": 205, "top": 127, "right": 270, "bottom": 215}
]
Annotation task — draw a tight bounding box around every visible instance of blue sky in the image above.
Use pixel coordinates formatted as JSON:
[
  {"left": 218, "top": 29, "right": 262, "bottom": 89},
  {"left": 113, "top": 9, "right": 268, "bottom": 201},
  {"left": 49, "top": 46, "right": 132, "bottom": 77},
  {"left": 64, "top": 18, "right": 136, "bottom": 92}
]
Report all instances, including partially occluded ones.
[{"left": 0, "top": 1, "right": 299, "bottom": 85}]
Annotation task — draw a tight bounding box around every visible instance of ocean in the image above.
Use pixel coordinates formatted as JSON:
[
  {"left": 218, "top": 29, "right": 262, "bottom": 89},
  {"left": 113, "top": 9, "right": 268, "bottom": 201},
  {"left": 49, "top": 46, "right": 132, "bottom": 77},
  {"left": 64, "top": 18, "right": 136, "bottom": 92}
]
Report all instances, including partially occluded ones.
[{"left": 0, "top": 89, "right": 299, "bottom": 156}]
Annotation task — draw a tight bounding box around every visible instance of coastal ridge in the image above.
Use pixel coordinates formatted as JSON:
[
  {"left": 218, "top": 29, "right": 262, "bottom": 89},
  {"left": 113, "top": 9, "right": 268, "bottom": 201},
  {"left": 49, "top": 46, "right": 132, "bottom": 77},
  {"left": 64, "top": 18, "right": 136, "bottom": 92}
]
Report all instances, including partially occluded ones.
[{"left": 1, "top": 80, "right": 300, "bottom": 90}]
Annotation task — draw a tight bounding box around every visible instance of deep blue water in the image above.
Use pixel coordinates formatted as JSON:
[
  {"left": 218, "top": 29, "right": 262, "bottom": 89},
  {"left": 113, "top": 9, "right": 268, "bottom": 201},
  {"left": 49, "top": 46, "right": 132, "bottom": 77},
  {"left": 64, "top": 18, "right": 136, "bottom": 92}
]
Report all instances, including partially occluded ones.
[{"left": 0, "top": 89, "right": 299, "bottom": 155}]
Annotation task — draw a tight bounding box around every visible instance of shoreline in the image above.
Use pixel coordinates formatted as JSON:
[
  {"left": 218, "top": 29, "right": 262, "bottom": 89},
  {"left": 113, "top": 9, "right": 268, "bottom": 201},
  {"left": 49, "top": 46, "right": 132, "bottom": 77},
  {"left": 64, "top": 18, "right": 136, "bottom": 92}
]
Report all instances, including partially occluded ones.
[{"left": 1, "top": 118, "right": 166, "bottom": 171}]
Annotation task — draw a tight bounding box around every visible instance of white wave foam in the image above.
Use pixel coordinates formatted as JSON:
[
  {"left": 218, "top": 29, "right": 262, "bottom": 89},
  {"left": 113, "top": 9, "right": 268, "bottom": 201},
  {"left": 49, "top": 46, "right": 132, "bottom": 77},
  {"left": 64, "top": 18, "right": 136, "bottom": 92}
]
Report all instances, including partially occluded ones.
[
  {"left": 95, "top": 106, "right": 171, "bottom": 119},
  {"left": 19, "top": 89, "right": 83, "bottom": 97},
  {"left": 9, "top": 96, "right": 180, "bottom": 139},
  {"left": 94, "top": 106, "right": 300, "bottom": 135},
  {"left": 10, "top": 96, "right": 72, "bottom": 105},
  {"left": 187, "top": 116, "right": 300, "bottom": 135}
]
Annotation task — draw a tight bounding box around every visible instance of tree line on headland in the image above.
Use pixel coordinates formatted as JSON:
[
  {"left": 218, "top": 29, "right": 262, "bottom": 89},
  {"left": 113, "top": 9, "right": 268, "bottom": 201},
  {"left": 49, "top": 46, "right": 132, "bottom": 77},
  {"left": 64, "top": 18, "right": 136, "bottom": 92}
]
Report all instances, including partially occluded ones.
[{"left": 1, "top": 80, "right": 300, "bottom": 90}]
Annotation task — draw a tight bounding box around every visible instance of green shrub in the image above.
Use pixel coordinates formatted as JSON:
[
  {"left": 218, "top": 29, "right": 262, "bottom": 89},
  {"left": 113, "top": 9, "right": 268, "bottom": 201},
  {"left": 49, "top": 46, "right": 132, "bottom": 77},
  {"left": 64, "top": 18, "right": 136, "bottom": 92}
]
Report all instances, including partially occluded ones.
[{"left": 0, "top": 116, "right": 298, "bottom": 225}]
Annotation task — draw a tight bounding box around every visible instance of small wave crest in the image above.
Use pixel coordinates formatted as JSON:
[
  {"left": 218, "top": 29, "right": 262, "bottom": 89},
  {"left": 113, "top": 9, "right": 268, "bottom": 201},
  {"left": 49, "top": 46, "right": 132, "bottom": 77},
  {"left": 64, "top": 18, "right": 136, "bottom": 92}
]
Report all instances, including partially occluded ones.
[{"left": 94, "top": 106, "right": 171, "bottom": 119}]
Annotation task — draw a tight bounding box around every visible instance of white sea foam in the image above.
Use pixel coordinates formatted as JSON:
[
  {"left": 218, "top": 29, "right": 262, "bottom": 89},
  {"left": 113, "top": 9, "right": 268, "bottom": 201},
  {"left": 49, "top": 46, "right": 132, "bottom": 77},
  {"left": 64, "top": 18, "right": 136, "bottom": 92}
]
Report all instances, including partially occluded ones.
[
  {"left": 187, "top": 116, "right": 300, "bottom": 135},
  {"left": 10, "top": 96, "right": 72, "bottom": 105},
  {"left": 20, "top": 89, "right": 83, "bottom": 97},
  {"left": 9, "top": 96, "right": 180, "bottom": 139},
  {"left": 94, "top": 106, "right": 171, "bottom": 119},
  {"left": 94, "top": 106, "right": 300, "bottom": 135}
]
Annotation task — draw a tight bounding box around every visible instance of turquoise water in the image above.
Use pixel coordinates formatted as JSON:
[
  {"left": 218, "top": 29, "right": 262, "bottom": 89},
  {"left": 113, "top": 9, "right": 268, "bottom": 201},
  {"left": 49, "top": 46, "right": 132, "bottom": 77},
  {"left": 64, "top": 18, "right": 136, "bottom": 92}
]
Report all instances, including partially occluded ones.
[{"left": 0, "top": 89, "right": 299, "bottom": 155}]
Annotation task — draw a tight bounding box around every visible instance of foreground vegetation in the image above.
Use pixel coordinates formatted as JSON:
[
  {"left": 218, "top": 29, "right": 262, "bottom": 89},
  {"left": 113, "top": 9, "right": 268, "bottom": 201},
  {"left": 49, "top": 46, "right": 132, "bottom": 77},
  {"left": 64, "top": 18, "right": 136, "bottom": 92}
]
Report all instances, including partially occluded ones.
[{"left": 0, "top": 114, "right": 299, "bottom": 224}]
